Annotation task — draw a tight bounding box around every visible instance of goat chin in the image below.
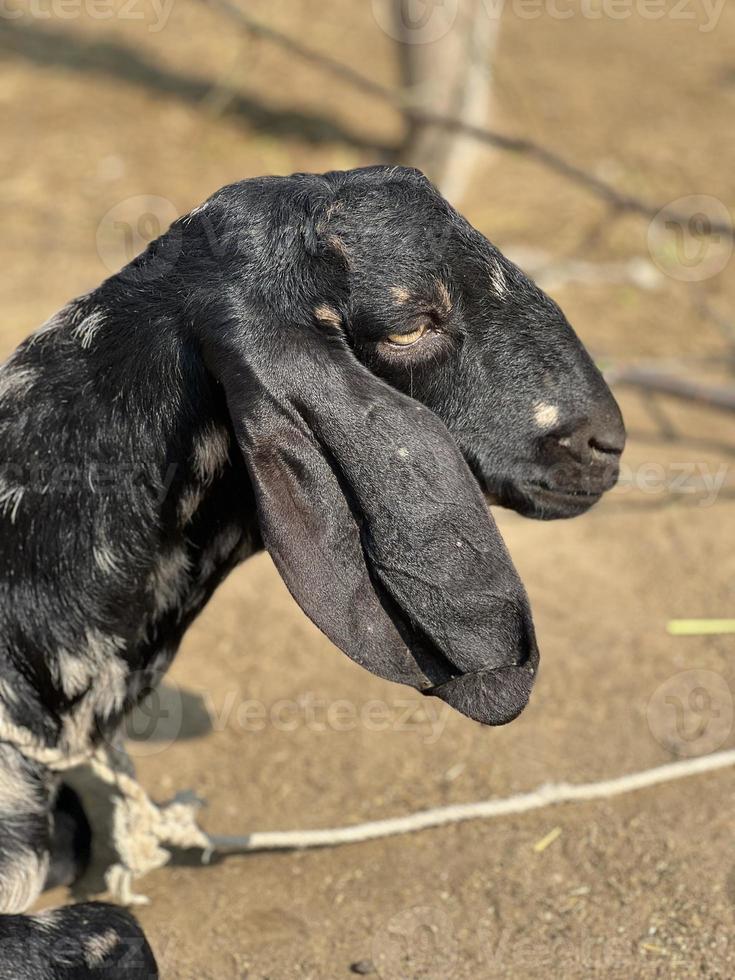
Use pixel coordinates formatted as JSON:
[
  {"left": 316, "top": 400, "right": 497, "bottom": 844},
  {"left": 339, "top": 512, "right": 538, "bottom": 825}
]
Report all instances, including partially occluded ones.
[{"left": 483, "top": 492, "right": 501, "bottom": 507}]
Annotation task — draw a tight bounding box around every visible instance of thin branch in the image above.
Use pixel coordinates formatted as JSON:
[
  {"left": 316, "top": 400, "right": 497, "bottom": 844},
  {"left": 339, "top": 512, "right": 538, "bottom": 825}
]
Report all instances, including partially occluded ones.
[
  {"left": 202, "top": 0, "right": 395, "bottom": 102},
  {"left": 605, "top": 365, "right": 735, "bottom": 412},
  {"left": 201, "top": 0, "right": 734, "bottom": 241}
]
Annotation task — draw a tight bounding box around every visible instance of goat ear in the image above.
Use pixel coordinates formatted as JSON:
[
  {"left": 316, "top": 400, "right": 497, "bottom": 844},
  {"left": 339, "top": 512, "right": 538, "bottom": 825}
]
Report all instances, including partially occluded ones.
[{"left": 201, "top": 307, "right": 539, "bottom": 725}]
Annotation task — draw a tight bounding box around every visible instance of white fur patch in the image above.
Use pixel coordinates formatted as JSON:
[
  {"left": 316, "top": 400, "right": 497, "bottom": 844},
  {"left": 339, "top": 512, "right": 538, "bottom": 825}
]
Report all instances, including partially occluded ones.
[
  {"left": 490, "top": 262, "right": 509, "bottom": 298},
  {"left": 533, "top": 401, "right": 560, "bottom": 430},
  {"left": 86, "top": 629, "right": 126, "bottom": 664},
  {"left": 55, "top": 629, "right": 125, "bottom": 698},
  {"left": 85, "top": 929, "right": 120, "bottom": 967},
  {"left": 56, "top": 648, "right": 94, "bottom": 699},
  {"left": 47, "top": 631, "right": 129, "bottom": 752},
  {"left": 390, "top": 285, "right": 412, "bottom": 304},
  {"left": 93, "top": 656, "right": 128, "bottom": 718},
  {"left": 93, "top": 542, "right": 124, "bottom": 576},
  {"left": 178, "top": 485, "right": 205, "bottom": 526},
  {"left": 0, "top": 745, "right": 41, "bottom": 814},
  {"left": 0, "top": 677, "right": 19, "bottom": 707},
  {"left": 71, "top": 310, "right": 105, "bottom": 350},
  {"left": 0, "top": 365, "right": 37, "bottom": 402},
  {"left": 192, "top": 426, "right": 230, "bottom": 485},
  {"left": 0, "top": 849, "right": 49, "bottom": 914},
  {"left": 314, "top": 304, "right": 342, "bottom": 330},
  {"left": 0, "top": 480, "right": 24, "bottom": 523},
  {"left": 60, "top": 644, "right": 128, "bottom": 753},
  {"left": 148, "top": 547, "right": 191, "bottom": 617},
  {"left": 32, "top": 908, "right": 64, "bottom": 929}
]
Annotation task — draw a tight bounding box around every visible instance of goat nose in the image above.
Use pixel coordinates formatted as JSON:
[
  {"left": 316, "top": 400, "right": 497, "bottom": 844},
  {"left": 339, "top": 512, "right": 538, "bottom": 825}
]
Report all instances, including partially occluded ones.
[{"left": 554, "top": 412, "right": 626, "bottom": 463}]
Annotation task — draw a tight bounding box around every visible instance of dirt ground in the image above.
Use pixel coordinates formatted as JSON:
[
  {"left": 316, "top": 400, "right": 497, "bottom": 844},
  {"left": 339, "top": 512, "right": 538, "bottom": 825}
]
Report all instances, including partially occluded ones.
[{"left": 2, "top": 1, "right": 735, "bottom": 977}]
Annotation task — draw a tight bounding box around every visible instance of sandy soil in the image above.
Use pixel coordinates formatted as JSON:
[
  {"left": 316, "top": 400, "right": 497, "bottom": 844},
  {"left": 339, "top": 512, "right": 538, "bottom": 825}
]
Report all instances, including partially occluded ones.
[{"left": 2, "top": 1, "right": 735, "bottom": 977}]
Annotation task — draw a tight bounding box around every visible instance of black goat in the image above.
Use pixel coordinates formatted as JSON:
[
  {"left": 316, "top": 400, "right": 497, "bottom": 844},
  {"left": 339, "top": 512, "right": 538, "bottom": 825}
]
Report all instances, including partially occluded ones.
[{"left": 0, "top": 166, "right": 624, "bottom": 977}]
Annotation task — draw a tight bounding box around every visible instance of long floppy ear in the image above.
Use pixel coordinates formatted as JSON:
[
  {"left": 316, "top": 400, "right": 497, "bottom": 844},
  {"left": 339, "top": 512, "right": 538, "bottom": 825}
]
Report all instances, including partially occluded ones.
[{"left": 200, "top": 294, "right": 539, "bottom": 725}]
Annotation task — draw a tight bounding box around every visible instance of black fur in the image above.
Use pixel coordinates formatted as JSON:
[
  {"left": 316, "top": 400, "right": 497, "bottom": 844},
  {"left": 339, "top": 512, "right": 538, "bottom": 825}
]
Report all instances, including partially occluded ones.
[
  {"left": 0, "top": 166, "right": 624, "bottom": 975},
  {"left": 0, "top": 903, "right": 156, "bottom": 979},
  {"left": 44, "top": 784, "right": 92, "bottom": 891}
]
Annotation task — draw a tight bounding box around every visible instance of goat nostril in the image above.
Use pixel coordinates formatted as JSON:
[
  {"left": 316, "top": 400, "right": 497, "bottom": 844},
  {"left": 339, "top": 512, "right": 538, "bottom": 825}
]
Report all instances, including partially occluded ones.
[
  {"left": 546, "top": 418, "right": 625, "bottom": 463},
  {"left": 589, "top": 434, "right": 624, "bottom": 457}
]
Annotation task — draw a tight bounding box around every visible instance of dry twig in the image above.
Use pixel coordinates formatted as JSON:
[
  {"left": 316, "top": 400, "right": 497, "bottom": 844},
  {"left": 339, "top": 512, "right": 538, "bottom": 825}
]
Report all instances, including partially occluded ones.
[{"left": 201, "top": 0, "right": 734, "bottom": 241}]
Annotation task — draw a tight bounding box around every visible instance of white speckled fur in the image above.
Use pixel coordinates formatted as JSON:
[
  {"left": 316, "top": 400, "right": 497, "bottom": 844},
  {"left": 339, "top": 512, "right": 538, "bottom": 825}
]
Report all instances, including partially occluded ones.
[{"left": 192, "top": 425, "right": 230, "bottom": 485}]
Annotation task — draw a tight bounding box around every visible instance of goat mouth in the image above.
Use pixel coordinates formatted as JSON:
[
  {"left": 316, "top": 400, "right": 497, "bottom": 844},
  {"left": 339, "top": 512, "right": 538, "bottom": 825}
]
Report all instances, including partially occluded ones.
[
  {"left": 482, "top": 478, "right": 605, "bottom": 520},
  {"left": 468, "top": 455, "right": 608, "bottom": 521},
  {"left": 516, "top": 480, "right": 603, "bottom": 518}
]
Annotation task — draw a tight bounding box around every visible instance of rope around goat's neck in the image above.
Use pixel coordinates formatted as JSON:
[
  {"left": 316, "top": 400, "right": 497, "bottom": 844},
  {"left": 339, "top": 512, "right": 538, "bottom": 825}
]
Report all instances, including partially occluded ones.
[
  {"left": 87, "top": 743, "right": 212, "bottom": 905},
  {"left": 0, "top": 732, "right": 212, "bottom": 906}
]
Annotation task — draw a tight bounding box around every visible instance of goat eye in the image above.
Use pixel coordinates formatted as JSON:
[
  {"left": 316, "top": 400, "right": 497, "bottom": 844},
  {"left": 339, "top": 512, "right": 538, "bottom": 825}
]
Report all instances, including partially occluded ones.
[{"left": 386, "top": 324, "right": 429, "bottom": 347}]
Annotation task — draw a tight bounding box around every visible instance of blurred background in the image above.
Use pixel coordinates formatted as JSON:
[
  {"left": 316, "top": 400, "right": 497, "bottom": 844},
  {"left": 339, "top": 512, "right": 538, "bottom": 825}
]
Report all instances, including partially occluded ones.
[{"left": 4, "top": 0, "right": 735, "bottom": 976}]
